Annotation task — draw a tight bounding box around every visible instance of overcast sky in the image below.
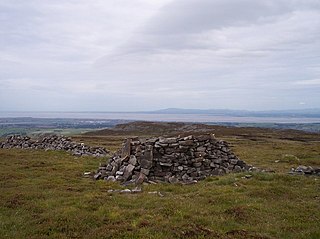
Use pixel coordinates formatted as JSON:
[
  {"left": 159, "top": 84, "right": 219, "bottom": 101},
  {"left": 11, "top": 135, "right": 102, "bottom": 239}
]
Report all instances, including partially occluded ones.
[{"left": 0, "top": 0, "right": 319, "bottom": 111}]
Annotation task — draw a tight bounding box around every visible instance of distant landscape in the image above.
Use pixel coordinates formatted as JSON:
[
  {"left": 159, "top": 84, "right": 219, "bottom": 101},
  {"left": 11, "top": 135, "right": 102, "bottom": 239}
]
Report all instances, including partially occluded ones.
[
  {"left": 1, "top": 108, "right": 320, "bottom": 137},
  {"left": 2, "top": 1, "right": 320, "bottom": 238}
]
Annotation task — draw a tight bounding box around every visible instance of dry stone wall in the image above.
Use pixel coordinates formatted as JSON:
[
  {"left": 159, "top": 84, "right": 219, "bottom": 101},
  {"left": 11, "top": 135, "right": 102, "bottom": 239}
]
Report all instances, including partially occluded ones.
[
  {"left": 95, "top": 134, "right": 250, "bottom": 184},
  {"left": 0, "top": 134, "right": 109, "bottom": 157}
]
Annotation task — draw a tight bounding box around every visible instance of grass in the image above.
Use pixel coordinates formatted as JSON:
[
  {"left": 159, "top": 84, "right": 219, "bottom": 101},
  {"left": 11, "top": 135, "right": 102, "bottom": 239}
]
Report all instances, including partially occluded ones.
[{"left": 0, "top": 125, "right": 320, "bottom": 238}]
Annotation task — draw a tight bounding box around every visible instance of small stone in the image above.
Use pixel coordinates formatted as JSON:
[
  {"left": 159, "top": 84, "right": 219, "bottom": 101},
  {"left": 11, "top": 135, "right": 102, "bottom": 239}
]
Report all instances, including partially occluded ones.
[
  {"left": 106, "top": 164, "right": 113, "bottom": 171},
  {"left": 148, "top": 180, "right": 157, "bottom": 184},
  {"left": 123, "top": 164, "right": 135, "bottom": 180},
  {"left": 141, "top": 168, "right": 150, "bottom": 175},
  {"left": 193, "top": 162, "right": 202, "bottom": 167},
  {"left": 168, "top": 176, "right": 178, "bottom": 184},
  {"left": 210, "top": 162, "right": 216, "bottom": 168},
  {"left": 230, "top": 158, "right": 238, "bottom": 165},
  {"left": 131, "top": 186, "right": 142, "bottom": 193},
  {"left": 158, "top": 192, "right": 164, "bottom": 197},
  {"left": 179, "top": 140, "right": 194, "bottom": 146},
  {"left": 115, "top": 175, "right": 124, "bottom": 181},
  {"left": 234, "top": 165, "right": 242, "bottom": 172},
  {"left": 120, "top": 189, "right": 131, "bottom": 193},
  {"left": 128, "top": 155, "right": 137, "bottom": 166},
  {"left": 140, "top": 159, "right": 153, "bottom": 169},
  {"left": 196, "top": 146, "right": 206, "bottom": 152},
  {"left": 159, "top": 162, "right": 173, "bottom": 167},
  {"left": 148, "top": 191, "right": 158, "bottom": 194},
  {"left": 182, "top": 180, "right": 198, "bottom": 185},
  {"left": 93, "top": 173, "right": 101, "bottom": 180},
  {"left": 106, "top": 176, "right": 116, "bottom": 182},
  {"left": 181, "top": 173, "right": 190, "bottom": 181},
  {"left": 195, "top": 134, "right": 211, "bottom": 141},
  {"left": 183, "top": 135, "right": 193, "bottom": 140},
  {"left": 121, "top": 139, "right": 132, "bottom": 160},
  {"left": 159, "top": 137, "right": 177, "bottom": 144},
  {"left": 135, "top": 172, "right": 146, "bottom": 185},
  {"left": 116, "top": 171, "right": 124, "bottom": 176}
]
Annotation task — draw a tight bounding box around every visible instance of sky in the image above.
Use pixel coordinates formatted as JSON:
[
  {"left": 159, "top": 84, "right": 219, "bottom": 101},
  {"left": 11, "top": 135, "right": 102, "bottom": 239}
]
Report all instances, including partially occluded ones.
[{"left": 0, "top": 0, "right": 320, "bottom": 111}]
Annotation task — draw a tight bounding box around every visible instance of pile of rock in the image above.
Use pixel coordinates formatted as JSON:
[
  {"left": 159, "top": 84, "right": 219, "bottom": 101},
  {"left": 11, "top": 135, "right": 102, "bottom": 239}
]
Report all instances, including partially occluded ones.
[
  {"left": 0, "top": 134, "right": 109, "bottom": 157},
  {"left": 95, "top": 134, "right": 250, "bottom": 184},
  {"left": 289, "top": 165, "right": 320, "bottom": 176}
]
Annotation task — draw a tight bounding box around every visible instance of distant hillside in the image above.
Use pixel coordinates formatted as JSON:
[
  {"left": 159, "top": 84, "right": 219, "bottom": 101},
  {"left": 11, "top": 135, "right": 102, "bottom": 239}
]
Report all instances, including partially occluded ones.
[{"left": 84, "top": 121, "right": 320, "bottom": 142}]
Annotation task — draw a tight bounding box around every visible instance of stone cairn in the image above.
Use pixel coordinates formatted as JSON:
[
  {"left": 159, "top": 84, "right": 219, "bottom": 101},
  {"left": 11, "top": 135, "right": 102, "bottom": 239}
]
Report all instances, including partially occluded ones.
[
  {"left": 95, "top": 133, "right": 250, "bottom": 184},
  {"left": 0, "top": 134, "right": 109, "bottom": 157}
]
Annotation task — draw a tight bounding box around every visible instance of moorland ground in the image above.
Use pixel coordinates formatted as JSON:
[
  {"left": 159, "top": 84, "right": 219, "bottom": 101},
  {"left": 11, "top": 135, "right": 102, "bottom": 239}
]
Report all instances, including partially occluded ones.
[{"left": 0, "top": 122, "right": 319, "bottom": 238}]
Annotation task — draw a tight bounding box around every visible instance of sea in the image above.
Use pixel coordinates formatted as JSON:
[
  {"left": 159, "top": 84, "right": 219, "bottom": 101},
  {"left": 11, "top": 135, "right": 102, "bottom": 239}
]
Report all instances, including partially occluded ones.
[{"left": 1, "top": 112, "right": 320, "bottom": 124}]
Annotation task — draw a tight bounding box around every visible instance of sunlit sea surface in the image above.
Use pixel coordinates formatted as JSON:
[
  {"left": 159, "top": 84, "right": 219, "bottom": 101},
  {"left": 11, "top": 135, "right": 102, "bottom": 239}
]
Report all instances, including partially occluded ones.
[{"left": 1, "top": 112, "right": 320, "bottom": 123}]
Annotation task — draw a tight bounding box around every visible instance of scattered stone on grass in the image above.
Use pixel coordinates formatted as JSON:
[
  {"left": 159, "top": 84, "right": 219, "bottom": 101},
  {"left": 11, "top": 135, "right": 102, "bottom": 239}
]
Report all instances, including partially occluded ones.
[
  {"left": 289, "top": 165, "right": 320, "bottom": 176},
  {"left": 0, "top": 134, "right": 109, "bottom": 157}
]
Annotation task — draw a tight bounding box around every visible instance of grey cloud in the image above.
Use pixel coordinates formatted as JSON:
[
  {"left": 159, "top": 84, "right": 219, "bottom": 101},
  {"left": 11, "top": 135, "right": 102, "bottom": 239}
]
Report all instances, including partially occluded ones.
[
  {"left": 143, "top": 0, "right": 289, "bottom": 34},
  {"left": 0, "top": 0, "right": 320, "bottom": 111}
]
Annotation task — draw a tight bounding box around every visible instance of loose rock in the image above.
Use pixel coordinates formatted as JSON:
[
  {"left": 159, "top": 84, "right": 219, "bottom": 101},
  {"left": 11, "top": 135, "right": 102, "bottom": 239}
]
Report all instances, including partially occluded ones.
[{"left": 290, "top": 165, "right": 320, "bottom": 176}]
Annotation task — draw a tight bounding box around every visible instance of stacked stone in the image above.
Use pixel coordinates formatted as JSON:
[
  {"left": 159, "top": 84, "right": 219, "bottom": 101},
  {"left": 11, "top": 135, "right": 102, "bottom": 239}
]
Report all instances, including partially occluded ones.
[
  {"left": 0, "top": 134, "right": 108, "bottom": 157},
  {"left": 95, "top": 134, "right": 250, "bottom": 184}
]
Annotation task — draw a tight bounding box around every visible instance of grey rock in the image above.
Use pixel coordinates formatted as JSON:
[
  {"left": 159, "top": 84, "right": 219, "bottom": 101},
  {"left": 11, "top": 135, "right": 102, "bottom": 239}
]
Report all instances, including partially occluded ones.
[
  {"left": 131, "top": 186, "right": 142, "bottom": 193},
  {"left": 195, "top": 134, "right": 212, "bottom": 141},
  {"left": 121, "top": 138, "right": 132, "bottom": 160},
  {"left": 196, "top": 147, "right": 206, "bottom": 152},
  {"left": 128, "top": 155, "right": 137, "bottom": 166},
  {"left": 234, "top": 165, "right": 242, "bottom": 172},
  {"left": 159, "top": 162, "right": 173, "bottom": 167},
  {"left": 179, "top": 140, "right": 195, "bottom": 146},
  {"left": 140, "top": 168, "right": 150, "bottom": 175},
  {"left": 135, "top": 172, "right": 146, "bottom": 185},
  {"left": 168, "top": 176, "right": 179, "bottom": 184},
  {"left": 123, "top": 164, "right": 135, "bottom": 180},
  {"left": 193, "top": 162, "right": 202, "bottom": 167},
  {"left": 116, "top": 171, "right": 124, "bottom": 176},
  {"left": 159, "top": 137, "right": 177, "bottom": 144},
  {"left": 106, "top": 176, "right": 116, "bottom": 181},
  {"left": 94, "top": 173, "right": 101, "bottom": 180},
  {"left": 140, "top": 159, "right": 153, "bottom": 169}
]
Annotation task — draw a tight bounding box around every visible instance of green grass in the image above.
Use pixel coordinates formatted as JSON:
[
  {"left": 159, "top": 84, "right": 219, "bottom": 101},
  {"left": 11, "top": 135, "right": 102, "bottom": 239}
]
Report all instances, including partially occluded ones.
[
  {"left": 224, "top": 136, "right": 320, "bottom": 173},
  {"left": 0, "top": 128, "right": 320, "bottom": 238}
]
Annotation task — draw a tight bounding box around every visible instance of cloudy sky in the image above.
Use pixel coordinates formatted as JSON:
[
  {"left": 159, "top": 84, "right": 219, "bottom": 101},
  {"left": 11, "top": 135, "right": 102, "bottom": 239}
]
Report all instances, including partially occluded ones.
[{"left": 0, "top": 0, "right": 319, "bottom": 111}]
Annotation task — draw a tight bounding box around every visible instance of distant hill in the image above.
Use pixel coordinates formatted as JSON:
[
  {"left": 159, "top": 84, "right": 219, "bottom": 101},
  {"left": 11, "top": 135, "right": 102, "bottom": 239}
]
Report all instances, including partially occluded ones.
[{"left": 150, "top": 108, "right": 320, "bottom": 118}]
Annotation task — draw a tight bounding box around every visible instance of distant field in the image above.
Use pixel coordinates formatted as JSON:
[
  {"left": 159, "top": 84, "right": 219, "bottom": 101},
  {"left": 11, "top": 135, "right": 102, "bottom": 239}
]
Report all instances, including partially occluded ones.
[
  {"left": 0, "top": 122, "right": 319, "bottom": 238},
  {"left": 0, "top": 127, "right": 97, "bottom": 137}
]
